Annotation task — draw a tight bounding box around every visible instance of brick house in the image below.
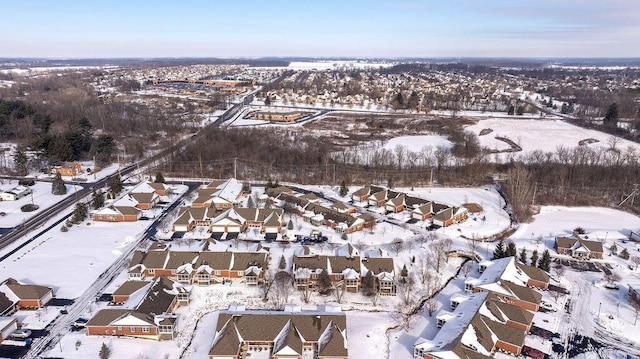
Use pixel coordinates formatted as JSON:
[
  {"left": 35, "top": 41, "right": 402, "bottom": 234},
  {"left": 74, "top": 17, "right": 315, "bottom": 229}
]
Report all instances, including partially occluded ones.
[
  {"left": 0, "top": 278, "right": 54, "bottom": 310},
  {"left": 555, "top": 235, "right": 604, "bottom": 260},
  {"left": 209, "top": 310, "right": 348, "bottom": 359},
  {"left": 93, "top": 206, "right": 141, "bottom": 222},
  {"left": 53, "top": 162, "right": 82, "bottom": 177}
]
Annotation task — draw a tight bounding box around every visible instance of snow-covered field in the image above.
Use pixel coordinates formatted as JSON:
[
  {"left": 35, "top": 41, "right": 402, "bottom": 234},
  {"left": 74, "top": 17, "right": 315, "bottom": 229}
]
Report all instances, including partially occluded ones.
[
  {"left": 0, "top": 181, "right": 79, "bottom": 228},
  {"left": 0, "top": 220, "right": 148, "bottom": 298},
  {"left": 466, "top": 118, "right": 640, "bottom": 161},
  {"left": 383, "top": 135, "right": 453, "bottom": 152},
  {"left": 283, "top": 61, "right": 394, "bottom": 71}
]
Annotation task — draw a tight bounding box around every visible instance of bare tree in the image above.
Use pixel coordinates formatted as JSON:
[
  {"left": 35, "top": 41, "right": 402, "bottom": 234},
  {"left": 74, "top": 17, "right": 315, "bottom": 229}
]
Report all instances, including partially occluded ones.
[
  {"left": 300, "top": 284, "right": 313, "bottom": 304},
  {"left": 425, "top": 297, "right": 438, "bottom": 316},
  {"left": 260, "top": 270, "right": 275, "bottom": 301},
  {"left": 604, "top": 271, "right": 621, "bottom": 284},
  {"left": 630, "top": 297, "right": 640, "bottom": 326},
  {"left": 430, "top": 242, "right": 448, "bottom": 272},
  {"left": 460, "top": 262, "right": 473, "bottom": 278},
  {"left": 467, "top": 235, "right": 479, "bottom": 254},
  {"left": 272, "top": 271, "right": 293, "bottom": 308},
  {"left": 631, "top": 256, "right": 640, "bottom": 271},
  {"left": 552, "top": 263, "right": 565, "bottom": 281},
  {"left": 507, "top": 163, "right": 533, "bottom": 222},
  {"left": 333, "top": 281, "right": 346, "bottom": 304},
  {"left": 390, "top": 237, "right": 405, "bottom": 255},
  {"left": 415, "top": 234, "right": 428, "bottom": 248},
  {"left": 395, "top": 276, "right": 418, "bottom": 330},
  {"left": 353, "top": 240, "right": 366, "bottom": 254}
]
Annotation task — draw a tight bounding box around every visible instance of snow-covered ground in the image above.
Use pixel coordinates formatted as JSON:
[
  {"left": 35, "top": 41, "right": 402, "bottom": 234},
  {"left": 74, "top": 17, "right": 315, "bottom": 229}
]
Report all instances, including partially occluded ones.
[
  {"left": 466, "top": 118, "right": 640, "bottom": 162},
  {"left": 383, "top": 135, "right": 453, "bottom": 152},
  {"left": 8, "top": 179, "right": 640, "bottom": 359},
  {"left": 0, "top": 181, "right": 79, "bottom": 228}
]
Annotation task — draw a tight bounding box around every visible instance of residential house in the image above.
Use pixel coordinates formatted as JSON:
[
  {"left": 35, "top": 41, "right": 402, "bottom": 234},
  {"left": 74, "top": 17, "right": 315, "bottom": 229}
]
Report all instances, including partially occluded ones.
[
  {"left": 432, "top": 207, "right": 469, "bottom": 227},
  {"left": 0, "top": 278, "right": 54, "bottom": 310},
  {"left": 361, "top": 257, "right": 396, "bottom": 295},
  {"left": 133, "top": 181, "right": 172, "bottom": 196},
  {"left": 0, "top": 317, "right": 18, "bottom": 344},
  {"left": 129, "top": 192, "right": 160, "bottom": 210},
  {"left": 93, "top": 206, "right": 141, "bottom": 222},
  {"left": 192, "top": 179, "right": 243, "bottom": 210},
  {"left": 87, "top": 277, "right": 188, "bottom": 341},
  {"left": 411, "top": 202, "right": 449, "bottom": 221},
  {"left": 208, "top": 310, "right": 348, "bottom": 359},
  {"left": 555, "top": 235, "right": 604, "bottom": 260},
  {"left": 111, "top": 281, "right": 152, "bottom": 305},
  {"left": 414, "top": 291, "right": 530, "bottom": 359},
  {"left": 351, "top": 185, "right": 384, "bottom": 203},
  {"left": 128, "top": 250, "right": 268, "bottom": 285},
  {"left": 53, "top": 162, "right": 82, "bottom": 177}
]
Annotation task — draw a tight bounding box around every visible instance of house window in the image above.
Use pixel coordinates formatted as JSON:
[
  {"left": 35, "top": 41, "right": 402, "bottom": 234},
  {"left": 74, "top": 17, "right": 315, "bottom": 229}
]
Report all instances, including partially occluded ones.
[
  {"left": 237, "top": 271, "right": 244, "bottom": 276},
  {"left": 142, "top": 327, "right": 150, "bottom": 333},
  {"left": 437, "top": 318, "right": 446, "bottom": 328},
  {"left": 117, "top": 326, "right": 122, "bottom": 330},
  {"left": 148, "top": 269, "right": 155, "bottom": 275},
  {"left": 159, "top": 325, "right": 173, "bottom": 333},
  {"left": 464, "top": 283, "right": 474, "bottom": 291},
  {"left": 346, "top": 279, "right": 358, "bottom": 286},
  {"left": 130, "top": 326, "right": 136, "bottom": 333},
  {"left": 214, "top": 270, "right": 221, "bottom": 275}
]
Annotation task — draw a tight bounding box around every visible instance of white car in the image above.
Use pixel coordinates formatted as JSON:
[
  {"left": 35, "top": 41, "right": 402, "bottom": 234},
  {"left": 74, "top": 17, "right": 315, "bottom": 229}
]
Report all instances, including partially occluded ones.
[
  {"left": 10, "top": 329, "right": 32, "bottom": 339},
  {"left": 540, "top": 301, "right": 556, "bottom": 311}
]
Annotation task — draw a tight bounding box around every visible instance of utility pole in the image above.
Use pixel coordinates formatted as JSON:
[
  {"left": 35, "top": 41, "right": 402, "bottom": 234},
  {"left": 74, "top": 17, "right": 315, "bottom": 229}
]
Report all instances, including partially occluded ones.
[
  {"left": 429, "top": 168, "right": 434, "bottom": 193},
  {"left": 532, "top": 182, "right": 538, "bottom": 206},
  {"left": 234, "top": 158, "right": 237, "bottom": 179}
]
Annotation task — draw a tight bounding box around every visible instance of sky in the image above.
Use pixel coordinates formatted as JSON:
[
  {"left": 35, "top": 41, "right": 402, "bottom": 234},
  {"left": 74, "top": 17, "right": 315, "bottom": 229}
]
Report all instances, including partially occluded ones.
[{"left": 1, "top": 0, "right": 639, "bottom": 58}]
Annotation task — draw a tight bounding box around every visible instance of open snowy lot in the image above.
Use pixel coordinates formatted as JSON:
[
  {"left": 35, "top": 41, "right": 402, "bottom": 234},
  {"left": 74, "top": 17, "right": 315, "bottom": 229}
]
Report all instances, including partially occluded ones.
[
  {"left": 466, "top": 118, "right": 640, "bottom": 161},
  {"left": 383, "top": 135, "right": 453, "bottom": 152},
  {"left": 0, "top": 181, "right": 78, "bottom": 228}
]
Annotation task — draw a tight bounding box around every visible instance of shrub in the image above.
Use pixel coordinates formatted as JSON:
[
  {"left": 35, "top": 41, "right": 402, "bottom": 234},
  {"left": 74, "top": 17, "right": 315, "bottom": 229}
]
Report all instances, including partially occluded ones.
[
  {"left": 20, "top": 204, "right": 39, "bottom": 212},
  {"left": 60, "top": 226, "right": 68, "bottom": 232},
  {"left": 18, "top": 178, "right": 36, "bottom": 186}
]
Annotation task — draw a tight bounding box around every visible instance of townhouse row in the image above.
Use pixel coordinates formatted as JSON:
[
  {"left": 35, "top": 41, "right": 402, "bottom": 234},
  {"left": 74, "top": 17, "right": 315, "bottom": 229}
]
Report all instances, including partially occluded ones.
[
  {"left": 414, "top": 256, "right": 551, "bottom": 359},
  {"left": 352, "top": 185, "right": 469, "bottom": 227}
]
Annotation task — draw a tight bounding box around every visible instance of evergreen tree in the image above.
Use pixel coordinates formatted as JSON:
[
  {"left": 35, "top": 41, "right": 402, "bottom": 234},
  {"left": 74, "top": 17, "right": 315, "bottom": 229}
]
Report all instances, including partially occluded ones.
[
  {"left": 610, "top": 243, "right": 618, "bottom": 255},
  {"left": 400, "top": 264, "right": 408, "bottom": 278},
  {"left": 339, "top": 180, "right": 348, "bottom": 197},
  {"left": 14, "top": 149, "right": 28, "bottom": 176},
  {"left": 72, "top": 202, "right": 88, "bottom": 223},
  {"left": 247, "top": 196, "right": 256, "bottom": 208},
  {"left": 154, "top": 171, "right": 165, "bottom": 183},
  {"left": 361, "top": 270, "right": 376, "bottom": 296},
  {"left": 110, "top": 175, "right": 123, "bottom": 196},
  {"left": 317, "top": 269, "right": 332, "bottom": 294},
  {"left": 620, "top": 248, "right": 630, "bottom": 260},
  {"left": 516, "top": 106, "right": 524, "bottom": 115},
  {"left": 279, "top": 255, "right": 287, "bottom": 270},
  {"left": 493, "top": 240, "right": 506, "bottom": 259},
  {"left": 91, "top": 134, "right": 115, "bottom": 167},
  {"left": 52, "top": 173, "right": 67, "bottom": 195},
  {"left": 287, "top": 219, "right": 294, "bottom": 230},
  {"left": 519, "top": 247, "right": 528, "bottom": 264},
  {"left": 266, "top": 178, "right": 274, "bottom": 188},
  {"left": 507, "top": 105, "right": 515, "bottom": 115},
  {"left": 538, "top": 249, "right": 551, "bottom": 272},
  {"left": 99, "top": 342, "right": 111, "bottom": 359},
  {"left": 92, "top": 189, "right": 104, "bottom": 209},
  {"left": 603, "top": 103, "right": 619, "bottom": 127},
  {"left": 530, "top": 250, "right": 539, "bottom": 268},
  {"left": 505, "top": 241, "right": 517, "bottom": 257},
  {"left": 264, "top": 95, "right": 271, "bottom": 106}
]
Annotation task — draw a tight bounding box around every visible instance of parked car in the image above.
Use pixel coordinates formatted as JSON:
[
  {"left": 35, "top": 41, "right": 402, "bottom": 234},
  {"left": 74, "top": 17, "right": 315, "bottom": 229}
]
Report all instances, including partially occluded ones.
[
  {"left": 10, "top": 329, "right": 32, "bottom": 339},
  {"left": 540, "top": 301, "right": 556, "bottom": 312},
  {"left": 73, "top": 318, "right": 89, "bottom": 328},
  {"left": 604, "top": 283, "right": 620, "bottom": 290}
]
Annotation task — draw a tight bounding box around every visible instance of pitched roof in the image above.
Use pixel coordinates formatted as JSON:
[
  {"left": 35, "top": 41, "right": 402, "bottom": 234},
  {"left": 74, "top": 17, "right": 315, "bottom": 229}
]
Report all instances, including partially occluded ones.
[
  {"left": 293, "top": 255, "right": 328, "bottom": 271},
  {"left": 231, "top": 252, "right": 268, "bottom": 271},
  {"left": 113, "top": 281, "right": 150, "bottom": 297},
  {"left": 4, "top": 282, "right": 52, "bottom": 300},
  {"left": 135, "top": 277, "right": 178, "bottom": 316},
  {"left": 318, "top": 323, "right": 348, "bottom": 357},
  {"left": 86, "top": 309, "right": 152, "bottom": 327}
]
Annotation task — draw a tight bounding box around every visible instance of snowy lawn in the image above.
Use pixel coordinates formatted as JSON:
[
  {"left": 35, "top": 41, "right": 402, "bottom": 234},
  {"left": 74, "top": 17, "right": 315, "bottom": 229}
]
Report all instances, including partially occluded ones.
[
  {"left": 0, "top": 181, "right": 79, "bottom": 227},
  {"left": 466, "top": 118, "right": 640, "bottom": 162},
  {"left": 383, "top": 135, "right": 453, "bottom": 152}
]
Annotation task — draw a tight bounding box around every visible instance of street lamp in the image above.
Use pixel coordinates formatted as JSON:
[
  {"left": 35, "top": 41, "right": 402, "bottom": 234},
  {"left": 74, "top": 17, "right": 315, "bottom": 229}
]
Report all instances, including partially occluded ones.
[{"left": 598, "top": 302, "right": 602, "bottom": 318}]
